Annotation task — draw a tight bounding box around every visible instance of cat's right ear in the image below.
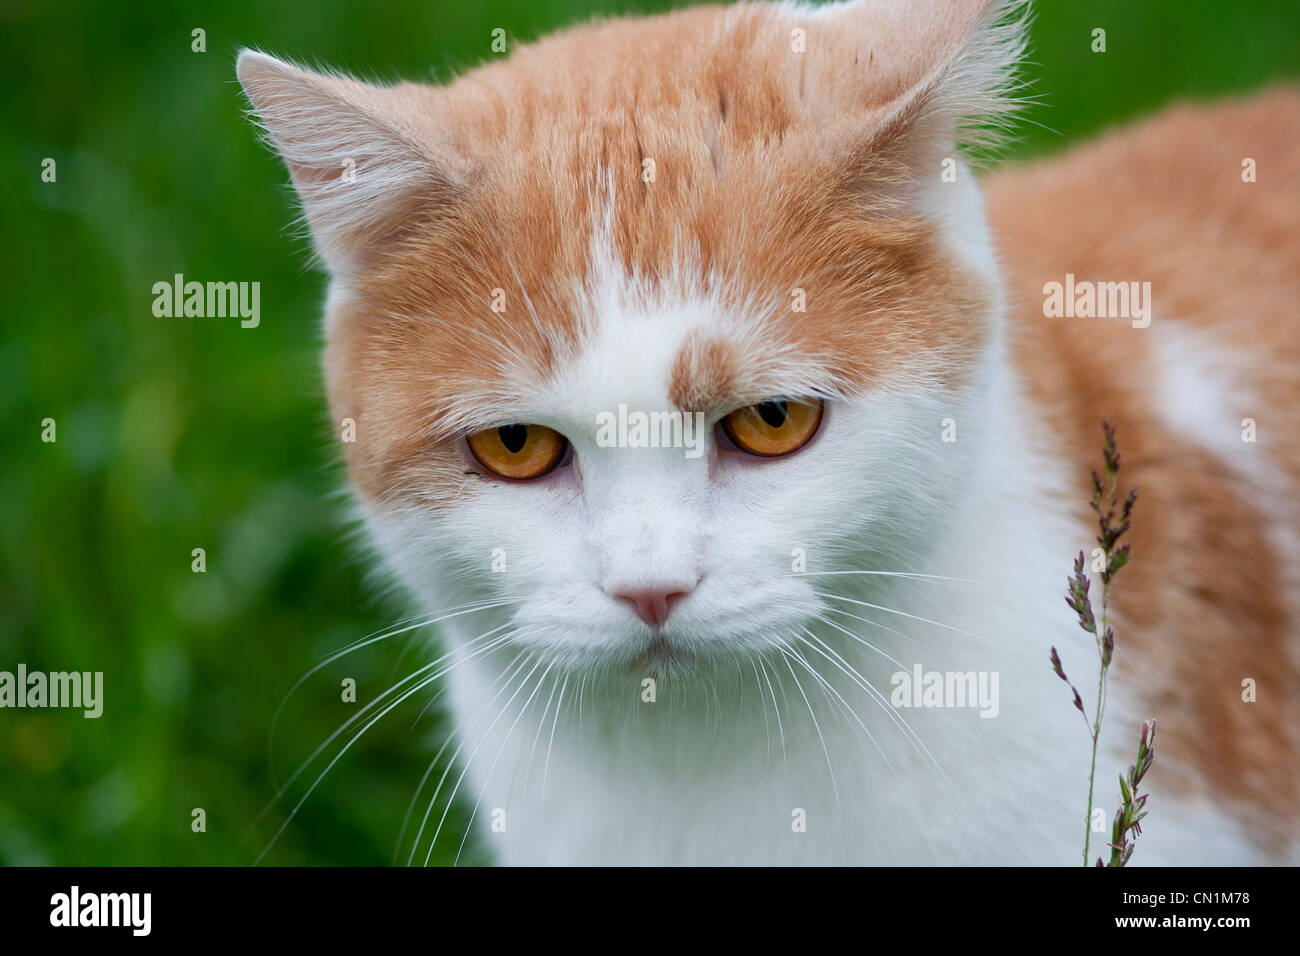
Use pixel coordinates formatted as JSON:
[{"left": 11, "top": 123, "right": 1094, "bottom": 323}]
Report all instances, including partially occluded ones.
[{"left": 236, "top": 50, "right": 459, "bottom": 274}]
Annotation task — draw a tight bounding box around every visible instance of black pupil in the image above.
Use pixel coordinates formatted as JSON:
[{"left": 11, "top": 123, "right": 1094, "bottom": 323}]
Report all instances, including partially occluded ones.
[
  {"left": 757, "top": 401, "right": 788, "bottom": 429},
  {"left": 498, "top": 425, "right": 529, "bottom": 454}
]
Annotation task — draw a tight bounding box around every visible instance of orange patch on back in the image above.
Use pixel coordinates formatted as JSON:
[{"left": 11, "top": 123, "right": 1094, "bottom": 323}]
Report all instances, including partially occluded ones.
[{"left": 986, "top": 88, "right": 1300, "bottom": 846}]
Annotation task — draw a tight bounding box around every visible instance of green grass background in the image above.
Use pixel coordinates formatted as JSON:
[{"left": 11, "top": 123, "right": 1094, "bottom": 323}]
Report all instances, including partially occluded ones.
[{"left": 1, "top": 0, "right": 1296, "bottom": 865}]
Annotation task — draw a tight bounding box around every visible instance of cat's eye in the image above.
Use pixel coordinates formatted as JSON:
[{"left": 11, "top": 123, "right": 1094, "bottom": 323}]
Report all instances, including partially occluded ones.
[
  {"left": 467, "top": 424, "right": 568, "bottom": 480},
  {"left": 720, "top": 399, "right": 824, "bottom": 458}
]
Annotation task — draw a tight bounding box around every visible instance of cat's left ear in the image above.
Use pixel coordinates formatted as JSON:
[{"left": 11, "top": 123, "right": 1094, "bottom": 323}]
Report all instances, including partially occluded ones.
[{"left": 237, "top": 50, "right": 461, "bottom": 274}]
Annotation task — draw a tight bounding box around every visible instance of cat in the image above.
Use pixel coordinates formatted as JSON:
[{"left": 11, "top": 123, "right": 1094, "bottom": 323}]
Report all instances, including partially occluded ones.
[{"left": 238, "top": 0, "right": 1300, "bottom": 865}]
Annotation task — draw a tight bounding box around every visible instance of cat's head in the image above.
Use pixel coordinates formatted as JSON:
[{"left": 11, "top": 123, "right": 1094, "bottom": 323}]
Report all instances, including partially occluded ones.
[{"left": 238, "top": 0, "right": 1025, "bottom": 673}]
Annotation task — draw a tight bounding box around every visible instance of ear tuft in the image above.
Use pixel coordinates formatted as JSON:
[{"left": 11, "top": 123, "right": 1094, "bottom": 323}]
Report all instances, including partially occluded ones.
[
  {"left": 919, "top": 0, "right": 1033, "bottom": 161},
  {"left": 237, "top": 49, "right": 458, "bottom": 273},
  {"left": 801, "top": 0, "right": 1032, "bottom": 172}
]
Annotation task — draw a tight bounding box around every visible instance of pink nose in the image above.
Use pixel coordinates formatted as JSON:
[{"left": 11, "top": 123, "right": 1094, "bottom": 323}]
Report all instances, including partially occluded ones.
[{"left": 612, "top": 588, "right": 692, "bottom": 628}]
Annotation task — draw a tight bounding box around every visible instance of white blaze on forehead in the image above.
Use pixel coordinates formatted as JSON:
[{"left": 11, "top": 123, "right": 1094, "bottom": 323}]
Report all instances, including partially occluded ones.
[
  {"left": 537, "top": 229, "right": 843, "bottom": 433},
  {"left": 538, "top": 231, "right": 718, "bottom": 431},
  {"left": 562, "top": 303, "right": 711, "bottom": 424}
]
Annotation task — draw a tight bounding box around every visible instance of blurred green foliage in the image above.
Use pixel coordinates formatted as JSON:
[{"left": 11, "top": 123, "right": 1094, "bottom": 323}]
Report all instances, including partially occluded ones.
[{"left": 1, "top": 0, "right": 1296, "bottom": 865}]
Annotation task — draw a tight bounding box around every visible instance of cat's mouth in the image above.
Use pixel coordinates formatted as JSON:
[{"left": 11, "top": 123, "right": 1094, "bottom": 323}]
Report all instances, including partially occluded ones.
[{"left": 631, "top": 633, "right": 686, "bottom": 670}]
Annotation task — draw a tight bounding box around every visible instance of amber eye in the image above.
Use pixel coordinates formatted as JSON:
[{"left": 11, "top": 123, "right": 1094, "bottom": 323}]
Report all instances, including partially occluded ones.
[
  {"left": 720, "top": 399, "right": 824, "bottom": 457},
  {"left": 467, "top": 424, "right": 567, "bottom": 480}
]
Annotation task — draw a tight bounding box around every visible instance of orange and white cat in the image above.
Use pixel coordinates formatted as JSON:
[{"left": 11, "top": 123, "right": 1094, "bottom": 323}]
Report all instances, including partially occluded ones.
[{"left": 239, "top": 0, "right": 1299, "bottom": 865}]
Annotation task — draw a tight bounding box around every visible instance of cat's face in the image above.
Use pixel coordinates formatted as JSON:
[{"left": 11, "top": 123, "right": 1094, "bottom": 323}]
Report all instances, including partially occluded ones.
[{"left": 240, "top": 0, "right": 1018, "bottom": 673}]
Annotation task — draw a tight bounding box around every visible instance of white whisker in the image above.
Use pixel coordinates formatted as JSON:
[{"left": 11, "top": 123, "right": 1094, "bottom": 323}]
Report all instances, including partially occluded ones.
[
  {"left": 800, "top": 626, "right": 956, "bottom": 795},
  {"left": 254, "top": 627, "right": 515, "bottom": 866},
  {"left": 392, "top": 639, "right": 522, "bottom": 864},
  {"left": 425, "top": 655, "right": 545, "bottom": 866},
  {"left": 822, "top": 592, "right": 1007, "bottom": 649},
  {"left": 453, "top": 661, "right": 555, "bottom": 865},
  {"left": 776, "top": 646, "right": 839, "bottom": 808},
  {"left": 406, "top": 651, "right": 531, "bottom": 866},
  {"left": 266, "top": 599, "right": 516, "bottom": 787}
]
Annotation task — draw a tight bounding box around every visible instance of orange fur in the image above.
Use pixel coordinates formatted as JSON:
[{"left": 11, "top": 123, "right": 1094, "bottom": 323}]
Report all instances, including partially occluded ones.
[
  {"left": 321, "top": 2, "right": 1000, "bottom": 503},
  {"left": 986, "top": 88, "right": 1300, "bottom": 837}
]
